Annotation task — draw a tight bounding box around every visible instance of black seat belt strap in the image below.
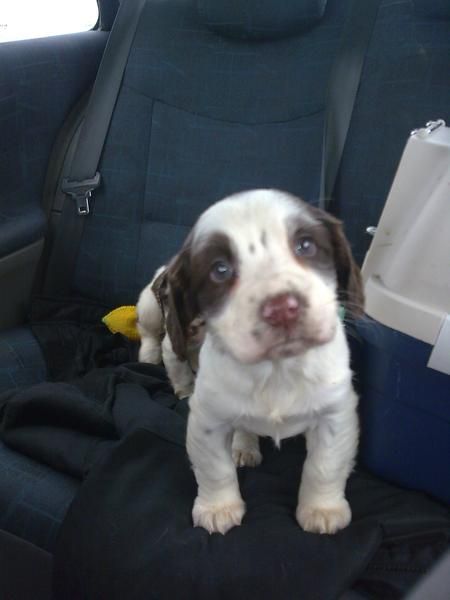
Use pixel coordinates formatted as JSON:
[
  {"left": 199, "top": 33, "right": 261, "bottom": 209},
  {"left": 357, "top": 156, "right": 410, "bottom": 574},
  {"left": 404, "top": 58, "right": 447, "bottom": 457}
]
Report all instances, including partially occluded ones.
[
  {"left": 44, "top": 0, "right": 146, "bottom": 295},
  {"left": 320, "top": 0, "right": 381, "bottom": 211}
]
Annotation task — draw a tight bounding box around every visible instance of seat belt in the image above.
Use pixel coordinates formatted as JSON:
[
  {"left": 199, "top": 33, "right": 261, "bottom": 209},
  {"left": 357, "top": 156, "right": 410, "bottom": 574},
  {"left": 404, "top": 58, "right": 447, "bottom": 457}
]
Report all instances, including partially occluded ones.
[
  {"left": 319, "top": 0, "right": 381, "bottom": 211},
  {"left": 43, "top": 0, "right": 147, "bottom": 295}
]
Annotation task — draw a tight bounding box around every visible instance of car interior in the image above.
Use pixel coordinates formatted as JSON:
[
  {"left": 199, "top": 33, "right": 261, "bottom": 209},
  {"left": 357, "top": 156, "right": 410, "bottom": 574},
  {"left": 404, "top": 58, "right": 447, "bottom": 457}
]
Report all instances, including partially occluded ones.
[{"left": 0, "top": 0, "right": 449, "bottom": 598}]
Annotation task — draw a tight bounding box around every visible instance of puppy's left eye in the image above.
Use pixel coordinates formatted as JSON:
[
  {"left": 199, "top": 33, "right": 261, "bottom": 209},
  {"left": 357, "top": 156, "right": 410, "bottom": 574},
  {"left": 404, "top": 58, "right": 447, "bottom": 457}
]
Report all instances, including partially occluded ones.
[
  {"left": 294, "top": 236, "right": 317, "bottom": 257},
  {"left": 210, "top": 260, "right": 234, "bottom": 283}
]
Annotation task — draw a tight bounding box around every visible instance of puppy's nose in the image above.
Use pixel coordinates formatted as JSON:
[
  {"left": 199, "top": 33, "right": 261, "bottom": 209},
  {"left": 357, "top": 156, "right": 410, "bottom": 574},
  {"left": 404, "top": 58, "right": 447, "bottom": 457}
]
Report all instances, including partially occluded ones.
[{"left": 260, "top": 293, "right": 301, "bottom": 328}]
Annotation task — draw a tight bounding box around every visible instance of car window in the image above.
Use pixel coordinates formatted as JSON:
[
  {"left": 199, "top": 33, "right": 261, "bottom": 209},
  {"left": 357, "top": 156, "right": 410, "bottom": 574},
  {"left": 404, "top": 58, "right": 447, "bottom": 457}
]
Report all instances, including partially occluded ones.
[{"left": 0, "top": 0, "right": 98, "bottom": 43}]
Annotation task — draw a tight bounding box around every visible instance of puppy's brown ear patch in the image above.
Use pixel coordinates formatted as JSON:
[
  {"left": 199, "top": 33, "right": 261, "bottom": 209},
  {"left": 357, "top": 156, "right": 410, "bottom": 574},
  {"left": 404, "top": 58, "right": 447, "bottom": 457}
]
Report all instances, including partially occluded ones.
[
  {"left": 309, "top": 206, "right": 365, "bottom": 317},
  {"left": 151, "top": 268, "right": 169, "bottom": 306},
  {"left": 165, "top": 233, "right": 198, "bottom": 361}
]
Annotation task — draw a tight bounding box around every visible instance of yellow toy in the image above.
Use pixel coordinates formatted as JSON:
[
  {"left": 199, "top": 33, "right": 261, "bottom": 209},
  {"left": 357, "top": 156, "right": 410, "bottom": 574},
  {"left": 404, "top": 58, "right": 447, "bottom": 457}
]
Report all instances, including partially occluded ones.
[{"left": 102, "top": 306, "right": 140, "bottom": 341}]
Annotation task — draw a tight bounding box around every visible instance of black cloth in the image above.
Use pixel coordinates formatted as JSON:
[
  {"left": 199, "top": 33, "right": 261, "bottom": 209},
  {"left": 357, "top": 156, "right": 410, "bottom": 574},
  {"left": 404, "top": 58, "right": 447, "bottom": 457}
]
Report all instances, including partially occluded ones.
[
  {"left": 52, "top": 429, "right": 450, "bottom": 600},
  {"left": 0, "top": 299, "right": 449, "bottom": 599},
  {"left": 0, "top": 529, "right": 52, "bottom": 600}
]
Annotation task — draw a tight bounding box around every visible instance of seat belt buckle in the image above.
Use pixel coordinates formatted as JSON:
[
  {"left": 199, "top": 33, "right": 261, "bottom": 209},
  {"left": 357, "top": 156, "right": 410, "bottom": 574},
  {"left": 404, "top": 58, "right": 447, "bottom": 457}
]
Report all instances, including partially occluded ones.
[{"left": 61, "top": 172, "right": 101, "bottom": 216}]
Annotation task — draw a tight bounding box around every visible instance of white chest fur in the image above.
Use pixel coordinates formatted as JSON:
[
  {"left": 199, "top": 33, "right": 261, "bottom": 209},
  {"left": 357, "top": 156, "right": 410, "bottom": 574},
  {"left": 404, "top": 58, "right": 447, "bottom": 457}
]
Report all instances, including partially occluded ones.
[{"left": 191, "top": 321, "right": 353, "bottom": 444}]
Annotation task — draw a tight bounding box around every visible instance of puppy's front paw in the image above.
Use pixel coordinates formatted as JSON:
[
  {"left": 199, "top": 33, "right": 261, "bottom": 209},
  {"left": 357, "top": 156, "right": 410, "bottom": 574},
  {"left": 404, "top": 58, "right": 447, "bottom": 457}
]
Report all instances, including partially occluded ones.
[
  {"left": 192, "top": 496, "right": 245, "bottom": 535},
  {"left": 232, "top": 447, "right": 262, "bottom": 468},
  {"left": 231, "top": 431, "right": 262, "bottom": 468},
  {"left": 296, "top": 499, "right": 351, "bottom": 534}
]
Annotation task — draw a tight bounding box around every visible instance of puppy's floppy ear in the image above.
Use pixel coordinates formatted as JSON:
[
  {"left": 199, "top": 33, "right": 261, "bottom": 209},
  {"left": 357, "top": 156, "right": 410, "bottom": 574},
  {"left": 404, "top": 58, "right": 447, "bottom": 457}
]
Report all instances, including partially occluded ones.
[
  {"left": 310, "top": 206, "right": 365, "bottom": 317},
  {"left": 150, "top": 267, "right": 169, "bottom": 304},
  {"left": 165, "top": 233, "right": 198, "bottom": 361}
]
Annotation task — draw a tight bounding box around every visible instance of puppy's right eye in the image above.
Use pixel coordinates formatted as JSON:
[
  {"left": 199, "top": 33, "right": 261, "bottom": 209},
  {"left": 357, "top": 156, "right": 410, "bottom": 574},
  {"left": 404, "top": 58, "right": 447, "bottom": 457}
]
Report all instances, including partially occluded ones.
[
  {"left": 210, "top": 260, "right": 234, "bottom": 283},
  {"left": 294, "top": 235, "right": 317, "bottom": 258}
]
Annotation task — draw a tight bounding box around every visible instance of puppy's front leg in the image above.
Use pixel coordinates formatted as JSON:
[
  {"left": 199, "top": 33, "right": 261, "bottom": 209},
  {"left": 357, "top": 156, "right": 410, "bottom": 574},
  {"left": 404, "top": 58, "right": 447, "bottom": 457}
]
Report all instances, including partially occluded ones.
[
  {"left": 161, "top": 334, "right": 194, "bottom": 399},
  {"left": 297, "top": 398, "right": 359, "bottom": 535},
  {"left": 187, "top": 405, "right": 245, "bottom": 534}
]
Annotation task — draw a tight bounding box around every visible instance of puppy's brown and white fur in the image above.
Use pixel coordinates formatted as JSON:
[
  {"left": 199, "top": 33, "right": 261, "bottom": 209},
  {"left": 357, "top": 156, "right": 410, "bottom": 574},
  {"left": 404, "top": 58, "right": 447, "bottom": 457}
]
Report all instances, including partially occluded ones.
[
  {"left": 137, "top": 267, "right": 203, "bottom": 399},
  {"left": 142, "top": 189, "right": 364, "bottom": 536}
]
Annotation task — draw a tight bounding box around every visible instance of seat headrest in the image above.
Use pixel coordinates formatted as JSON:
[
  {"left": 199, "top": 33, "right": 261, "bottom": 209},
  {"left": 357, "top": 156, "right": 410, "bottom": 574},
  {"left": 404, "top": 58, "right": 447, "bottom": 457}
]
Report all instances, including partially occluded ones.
[{"left": 197, "top": 0, "right": 328, "bottom": 41}]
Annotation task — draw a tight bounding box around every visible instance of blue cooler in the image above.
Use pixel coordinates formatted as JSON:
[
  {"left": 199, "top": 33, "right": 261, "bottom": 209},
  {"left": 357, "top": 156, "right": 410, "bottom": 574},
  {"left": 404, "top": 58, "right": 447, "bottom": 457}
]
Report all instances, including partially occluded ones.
[
  {"left": 355, "top": 319, "right": 450, "bottom": 504},
  {"left": 356, "top": 120, "right": 450, "bottom": 505}
]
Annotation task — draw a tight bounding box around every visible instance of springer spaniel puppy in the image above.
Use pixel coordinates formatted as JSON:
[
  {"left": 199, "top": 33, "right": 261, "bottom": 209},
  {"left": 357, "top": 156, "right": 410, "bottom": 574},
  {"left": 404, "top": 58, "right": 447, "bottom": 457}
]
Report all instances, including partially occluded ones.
[{"left": 144, "top": 189, "right": 364, "bottom": 536}]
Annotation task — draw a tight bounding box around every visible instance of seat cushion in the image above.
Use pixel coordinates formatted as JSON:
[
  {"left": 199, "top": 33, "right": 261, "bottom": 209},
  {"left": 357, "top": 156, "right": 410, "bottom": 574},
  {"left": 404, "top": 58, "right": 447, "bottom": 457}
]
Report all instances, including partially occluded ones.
[
  {"left": 0, "top": 442, "right": 79, "bottom": 551},
  {"left": 0, "top": 326, "right": 47, "bottom": 393},
  {"left": 0, "top": 328, "right": 72, "bottom": 552}
]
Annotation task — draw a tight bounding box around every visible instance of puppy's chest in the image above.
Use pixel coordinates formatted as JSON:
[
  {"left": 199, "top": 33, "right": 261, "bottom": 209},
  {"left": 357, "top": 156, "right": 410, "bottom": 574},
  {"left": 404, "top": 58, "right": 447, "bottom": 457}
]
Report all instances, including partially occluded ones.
[{"left": 238, "top": 368, "right": 323, "bottom": 441}]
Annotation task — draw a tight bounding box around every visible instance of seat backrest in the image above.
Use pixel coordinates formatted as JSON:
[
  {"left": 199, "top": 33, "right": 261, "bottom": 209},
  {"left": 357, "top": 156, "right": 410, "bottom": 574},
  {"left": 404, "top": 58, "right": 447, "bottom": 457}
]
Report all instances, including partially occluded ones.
[
  {"left": 69, "top": 0, "right": 450, "bottom": 305},
  {"left": 71, "top": 0, "right": 349, "bottom": 305}
]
